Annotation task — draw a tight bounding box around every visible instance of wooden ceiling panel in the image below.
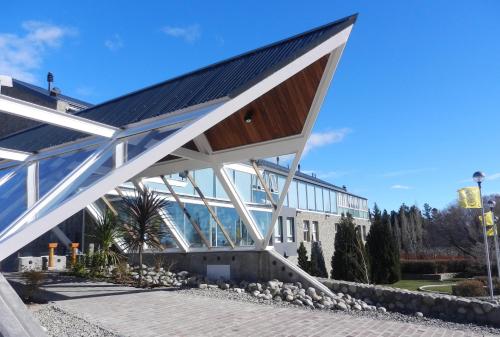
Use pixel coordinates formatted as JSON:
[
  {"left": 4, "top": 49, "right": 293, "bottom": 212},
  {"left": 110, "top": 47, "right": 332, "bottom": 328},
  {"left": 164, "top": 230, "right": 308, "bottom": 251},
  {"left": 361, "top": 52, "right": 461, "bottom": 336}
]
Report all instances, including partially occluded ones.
[{"left": 205, "top": 55, "right": 328, "bottom": 151}]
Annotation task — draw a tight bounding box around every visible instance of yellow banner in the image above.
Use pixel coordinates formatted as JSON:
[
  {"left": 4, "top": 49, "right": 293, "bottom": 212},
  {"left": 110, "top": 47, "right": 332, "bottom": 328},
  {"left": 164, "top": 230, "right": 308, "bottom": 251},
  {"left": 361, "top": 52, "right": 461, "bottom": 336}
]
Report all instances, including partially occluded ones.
[
  {"left": 479, "top": 211, "right": 494, "bottom": 226},
  {"left": 487, "top": 227, "right": 495, "bottom": 237},
  {"left": 458, "top": 187, "right": 481, "bottom": 209}
]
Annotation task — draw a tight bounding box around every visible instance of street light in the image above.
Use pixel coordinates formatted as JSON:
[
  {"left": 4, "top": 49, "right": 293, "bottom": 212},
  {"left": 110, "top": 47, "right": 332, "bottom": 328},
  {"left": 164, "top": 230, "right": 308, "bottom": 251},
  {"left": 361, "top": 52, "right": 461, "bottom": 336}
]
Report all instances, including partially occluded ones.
[
  {"left": 488, "top": 199, "right": 500, "bottom": 279},
  {"left": 473, "top": 171, "right": 485, "bottom": 184},
  {"left": 474, "top": 171, "right": 494, "bottom": 300}
]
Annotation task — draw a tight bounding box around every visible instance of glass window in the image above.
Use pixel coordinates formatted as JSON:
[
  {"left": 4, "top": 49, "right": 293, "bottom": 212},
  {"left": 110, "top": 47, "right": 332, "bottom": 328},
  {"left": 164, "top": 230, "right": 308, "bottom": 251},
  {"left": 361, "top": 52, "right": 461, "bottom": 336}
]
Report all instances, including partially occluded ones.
[
  {"left": 251, "top": 175, "right": 267, "bottom": 205},
  {"left": 324, "top": 189, "right": 331, "bottom": 213},
  {"left": 171, "top": 173, "right": 194, "bottom": 196},
  {"left": 277, "top": 175, "right": 287, "bottom": 206},
  {"left": 286, "top": 217, "right": 295, "bottom": 242},
  {"left": 251, "top": 210, "right": 272, "bottom": 236},
  {"left": 234, "top": 170, "right": 252, "bottom": 203},
  {"left": 164, "top": 202, "right": 198, "bottom": 247},
  {"left": 267, "top": 173, "right": 278, "bottom": 193},
  {"left": 0, "top": 166, "right": 27, "bottom": 232},
  {"left": 298, "top": 182, "right": 307, "bottom": 209},
  {"left": 193, "top": 169, "right": 214, "bottom": 198},
  {"left": 215, "top": 175, "right": 229, "bottom": 200},
  {"left": 216, "top": 206, "right": 241, "bottom": 247},
  {"left": 274, "top": 216, "right": 283, "bottom": 243},
  {"left": 315, "top": 186, "right": 323, "bottom": 212},
  {"left": 288, "top": 180, "right": 298, "bottom": 208},
  {"left": 307, "top": 184, "right": 315, "bottom": 211},
  {"left": 126, "top": 128, "right": 178, "bottom": 162},
  {"left": 312, "top": 221, "right": 319, "bottom": 242},
  {"left": 38, "top": 148, "right": 95, "bottom": 199},
  {"left": 303, "top": 220, "right": 310, "bottom": 242},
  {"left": 330, "top": 191, "right": 337, "bottom": 213},
  {"left": 36, "top": 146, "right": 115, "bottom": 221}
]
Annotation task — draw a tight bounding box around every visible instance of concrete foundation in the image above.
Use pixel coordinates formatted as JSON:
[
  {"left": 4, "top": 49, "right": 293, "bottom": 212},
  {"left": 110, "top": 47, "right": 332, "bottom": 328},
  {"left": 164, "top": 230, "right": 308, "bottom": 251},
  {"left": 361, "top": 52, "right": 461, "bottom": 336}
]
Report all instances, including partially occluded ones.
[{"left": 129, "top": 249, "right": 333, "bottom": 296}]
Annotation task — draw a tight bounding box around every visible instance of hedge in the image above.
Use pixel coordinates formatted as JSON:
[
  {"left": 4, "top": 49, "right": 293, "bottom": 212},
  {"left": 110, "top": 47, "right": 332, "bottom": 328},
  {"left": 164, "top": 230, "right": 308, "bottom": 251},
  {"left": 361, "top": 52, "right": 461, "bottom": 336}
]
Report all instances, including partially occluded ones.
[{"left": 400, "top": 259, "right": 481, "bottom": 275}]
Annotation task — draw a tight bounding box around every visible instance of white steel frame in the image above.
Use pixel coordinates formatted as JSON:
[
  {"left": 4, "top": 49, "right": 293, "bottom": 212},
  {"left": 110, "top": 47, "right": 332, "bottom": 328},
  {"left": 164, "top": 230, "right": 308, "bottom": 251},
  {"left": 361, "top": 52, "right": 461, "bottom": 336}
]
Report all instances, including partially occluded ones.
[
  {"left": 0, "top": 94, "right": 119, "bottom": 138},
  {"left": 0, "top": 24, "right": 353, "bottom": 261}
]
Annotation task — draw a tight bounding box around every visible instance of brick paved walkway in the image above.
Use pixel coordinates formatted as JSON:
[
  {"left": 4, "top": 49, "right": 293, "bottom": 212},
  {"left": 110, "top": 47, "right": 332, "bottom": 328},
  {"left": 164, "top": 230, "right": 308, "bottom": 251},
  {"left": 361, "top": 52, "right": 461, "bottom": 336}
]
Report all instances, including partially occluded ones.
[{"left": 32, "top": 279, "right": 496, "bottom": 337}]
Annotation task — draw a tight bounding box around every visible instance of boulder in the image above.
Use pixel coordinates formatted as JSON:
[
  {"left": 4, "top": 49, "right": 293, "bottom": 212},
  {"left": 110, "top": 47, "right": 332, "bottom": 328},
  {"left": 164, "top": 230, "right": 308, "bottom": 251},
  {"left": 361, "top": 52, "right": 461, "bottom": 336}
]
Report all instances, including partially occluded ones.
[{"left": 335, "top": 302, "right": 348, "bottom": 311}]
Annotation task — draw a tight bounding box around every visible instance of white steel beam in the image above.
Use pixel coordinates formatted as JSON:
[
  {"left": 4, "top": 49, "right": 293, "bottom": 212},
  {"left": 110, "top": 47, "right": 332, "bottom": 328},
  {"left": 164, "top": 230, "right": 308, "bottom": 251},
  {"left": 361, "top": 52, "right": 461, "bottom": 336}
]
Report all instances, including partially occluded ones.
[
  {"left": 184, "top": 171, "right": 235, "bottom": 248},
  {"left": 137, "top": 135, "right": 303, "bottom": 179},
  {"left": 26, "top": 161, "right": 39, "bottom": 208},
  {"left": 0, "top": 94, "right": 119, "bottom": 138},
  {"left": 114, "top": 142, "right": 126, "bottom": 168},
  {"left": 0, "top": 147, "right": 31, "bottom": 161},
  {"left": 214, "top": 165, "right": 264, "bottom": 244},
  {"left": 172, "top": 147, "right": 211, "bottom": 163},
  {"left": 262, "top": 45, "right": 348, "bottom": 248},
  {"left": 160, "top": 175, "right": 212, "bottom": 249},
  {"left": 250, "top": 160, "right": 277, "bottom": 210}
]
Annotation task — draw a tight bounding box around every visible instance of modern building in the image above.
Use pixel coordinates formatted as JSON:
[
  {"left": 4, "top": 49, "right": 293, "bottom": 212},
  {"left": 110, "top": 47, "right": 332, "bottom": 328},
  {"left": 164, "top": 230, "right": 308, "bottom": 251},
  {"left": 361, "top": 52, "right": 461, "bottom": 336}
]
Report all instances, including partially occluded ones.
[
  {"left": 0, "top": 81, "right": 370, "bottom": 275},
  {"left": 0, "top": 14, "right": 360, "bottom": 302}
]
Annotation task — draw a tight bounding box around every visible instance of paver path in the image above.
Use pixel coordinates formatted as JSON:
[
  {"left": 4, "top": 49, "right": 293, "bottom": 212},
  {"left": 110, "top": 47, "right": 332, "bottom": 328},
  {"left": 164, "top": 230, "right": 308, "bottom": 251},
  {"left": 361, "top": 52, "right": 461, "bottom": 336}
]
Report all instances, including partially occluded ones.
[{"left": 32, "top": 278, "right": 496, "bottom": 337}]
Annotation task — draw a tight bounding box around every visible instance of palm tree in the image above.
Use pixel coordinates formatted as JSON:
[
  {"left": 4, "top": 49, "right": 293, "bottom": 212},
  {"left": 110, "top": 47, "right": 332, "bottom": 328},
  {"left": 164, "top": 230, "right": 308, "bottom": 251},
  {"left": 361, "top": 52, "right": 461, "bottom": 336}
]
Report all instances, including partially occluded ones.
[
  {"left": 88, "top": 209, "right": 122, "bottom": 269},
  {"left": 120, "top": 187, "right": 168, "bottom": 286}
]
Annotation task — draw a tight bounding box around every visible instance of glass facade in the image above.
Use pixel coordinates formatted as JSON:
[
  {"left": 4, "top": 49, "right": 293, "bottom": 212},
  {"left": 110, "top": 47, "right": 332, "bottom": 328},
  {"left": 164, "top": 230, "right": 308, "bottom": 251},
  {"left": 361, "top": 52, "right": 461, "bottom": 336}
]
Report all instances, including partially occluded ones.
[
  {"left": 0, "top": 167, "right": 27, "bottom": 232},
  {"left": 38, "top": 148, "right": 94, "bottom": 198}
]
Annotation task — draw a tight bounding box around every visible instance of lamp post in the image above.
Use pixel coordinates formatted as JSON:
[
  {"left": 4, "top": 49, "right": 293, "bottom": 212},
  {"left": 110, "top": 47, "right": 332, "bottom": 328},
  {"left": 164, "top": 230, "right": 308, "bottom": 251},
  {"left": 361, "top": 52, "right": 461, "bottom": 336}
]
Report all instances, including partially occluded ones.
[
  {"left": 488, "top": 199, "right": 500, "bottom": 279},
  {"left": 473, "top": 171, "right": 494, "bottom": 300}
]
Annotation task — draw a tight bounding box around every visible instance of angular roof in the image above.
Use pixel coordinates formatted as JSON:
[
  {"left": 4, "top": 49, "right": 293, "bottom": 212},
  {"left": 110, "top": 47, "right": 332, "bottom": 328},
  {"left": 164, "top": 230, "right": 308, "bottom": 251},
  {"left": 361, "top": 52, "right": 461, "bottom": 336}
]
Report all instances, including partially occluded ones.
[
  {"left": 0, "top": 79, "right": 92, "bottom": 139},
  {"left": 0, "top": 14, "right": 356, "bottom": 153}
]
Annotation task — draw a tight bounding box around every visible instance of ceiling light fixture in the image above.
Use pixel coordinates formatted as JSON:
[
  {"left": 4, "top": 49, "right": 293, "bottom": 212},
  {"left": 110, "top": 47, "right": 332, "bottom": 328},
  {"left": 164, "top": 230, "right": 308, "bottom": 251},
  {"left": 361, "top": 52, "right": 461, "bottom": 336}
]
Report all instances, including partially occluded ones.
[{"left": 244, "top": 111, "right": 253, "bottom": 124}]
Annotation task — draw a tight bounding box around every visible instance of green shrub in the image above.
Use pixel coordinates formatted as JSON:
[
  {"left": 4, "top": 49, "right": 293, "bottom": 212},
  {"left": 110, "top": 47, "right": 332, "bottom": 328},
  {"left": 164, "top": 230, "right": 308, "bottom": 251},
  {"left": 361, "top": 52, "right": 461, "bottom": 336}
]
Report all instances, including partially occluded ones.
[
  {"left": 21, "top": 270, "right": 45, "bottom": 302},
  {"left": 400, "top": 259, "right": 472, "bottom": 274},
  {"left": 452, "top": 280, "right": 487, "bottom": 297}
]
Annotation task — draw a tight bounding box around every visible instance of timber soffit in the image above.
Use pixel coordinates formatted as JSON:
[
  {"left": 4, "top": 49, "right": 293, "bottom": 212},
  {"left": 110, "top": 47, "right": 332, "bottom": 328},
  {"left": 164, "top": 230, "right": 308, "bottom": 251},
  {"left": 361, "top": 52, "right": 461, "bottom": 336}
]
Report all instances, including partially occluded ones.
[{"left": 0, "top": 14, "right": 357, "bottom": 153}]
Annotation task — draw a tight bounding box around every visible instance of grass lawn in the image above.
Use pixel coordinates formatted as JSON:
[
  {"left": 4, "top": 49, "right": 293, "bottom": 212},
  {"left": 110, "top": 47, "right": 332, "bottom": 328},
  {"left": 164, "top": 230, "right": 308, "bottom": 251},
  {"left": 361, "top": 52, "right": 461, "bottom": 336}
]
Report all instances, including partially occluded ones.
[{"left": 384, "top": 278, "right": 465, "bottom": 294}]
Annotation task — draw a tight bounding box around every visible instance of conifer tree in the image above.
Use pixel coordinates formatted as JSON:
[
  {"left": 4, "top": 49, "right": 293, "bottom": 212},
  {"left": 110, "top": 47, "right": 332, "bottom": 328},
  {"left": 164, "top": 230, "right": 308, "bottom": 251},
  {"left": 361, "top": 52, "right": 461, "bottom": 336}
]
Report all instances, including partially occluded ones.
[
  {"left": 331, "top": 213, "right": 369, "bottom": 283},
  {"left": 310, "top": 241, "right": 328, "bottom": 278},
  {"left": 366, "top": 207, "right": 401, "bottom": 284},
  {"left": 297, "top": 241, "right": 310, "bottom": 273}
]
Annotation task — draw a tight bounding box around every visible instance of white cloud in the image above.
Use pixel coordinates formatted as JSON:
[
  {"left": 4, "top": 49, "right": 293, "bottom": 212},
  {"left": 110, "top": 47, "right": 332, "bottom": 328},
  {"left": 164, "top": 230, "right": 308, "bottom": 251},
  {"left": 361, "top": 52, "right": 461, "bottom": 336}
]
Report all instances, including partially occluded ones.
[
  {"left": 0, "top": 21, "right": 76, "bottom": 83},
  {"left": 391, "top": 184, "right": 411, "bottom": 190},
  {"left": 162, "top": 24, "right": 201, "bottom": 43},
  {"left": 104, "top": 34, "right": 123, "bottom": 51},
  {"left": 304, "top": 128, "right": 351, "bottom": 154},
  {"left": 487, "top": 173, "right": 500, "bottom": 181}
]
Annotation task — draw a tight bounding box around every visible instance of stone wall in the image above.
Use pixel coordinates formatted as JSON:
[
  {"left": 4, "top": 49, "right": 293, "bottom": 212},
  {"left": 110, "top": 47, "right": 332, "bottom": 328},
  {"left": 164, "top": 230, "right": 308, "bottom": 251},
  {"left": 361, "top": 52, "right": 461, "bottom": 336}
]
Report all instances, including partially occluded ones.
[{"left": 320, "top": 278, "right": 500, "bottom": 327}]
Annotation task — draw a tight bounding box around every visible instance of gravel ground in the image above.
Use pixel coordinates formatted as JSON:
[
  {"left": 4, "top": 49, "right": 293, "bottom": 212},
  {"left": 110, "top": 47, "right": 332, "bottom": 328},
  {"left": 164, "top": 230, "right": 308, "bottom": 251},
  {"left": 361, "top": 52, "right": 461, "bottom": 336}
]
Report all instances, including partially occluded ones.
[
  {"left": 179, "top": 287, "right": 500, "bottom": 336},
  {"left": 30, "top": 304, "right": 121, "bottom": 337}
]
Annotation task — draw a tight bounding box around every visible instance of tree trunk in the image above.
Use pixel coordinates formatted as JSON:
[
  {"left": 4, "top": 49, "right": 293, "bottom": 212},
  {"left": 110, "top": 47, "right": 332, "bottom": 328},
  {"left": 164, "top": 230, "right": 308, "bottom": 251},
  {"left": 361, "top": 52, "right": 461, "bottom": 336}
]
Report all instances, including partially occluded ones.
[{"left": 138, "top": 245, "right": 143, "bottom": 287}]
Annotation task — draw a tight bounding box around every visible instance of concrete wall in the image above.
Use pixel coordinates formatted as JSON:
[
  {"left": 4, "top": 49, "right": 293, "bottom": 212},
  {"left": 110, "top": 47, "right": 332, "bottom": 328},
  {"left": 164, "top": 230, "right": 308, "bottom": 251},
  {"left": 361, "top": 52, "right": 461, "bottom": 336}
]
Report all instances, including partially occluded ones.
[{"left": 128, "top": 250, "right": 324, "bottom": 292}]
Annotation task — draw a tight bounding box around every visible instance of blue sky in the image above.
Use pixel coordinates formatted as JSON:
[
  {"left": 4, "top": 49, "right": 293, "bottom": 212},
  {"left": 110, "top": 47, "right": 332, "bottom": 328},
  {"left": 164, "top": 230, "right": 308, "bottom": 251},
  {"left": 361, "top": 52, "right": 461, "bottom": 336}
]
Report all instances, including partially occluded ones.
[{"left": 1, "top": 1, "right": 499, "bottom": 211}]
